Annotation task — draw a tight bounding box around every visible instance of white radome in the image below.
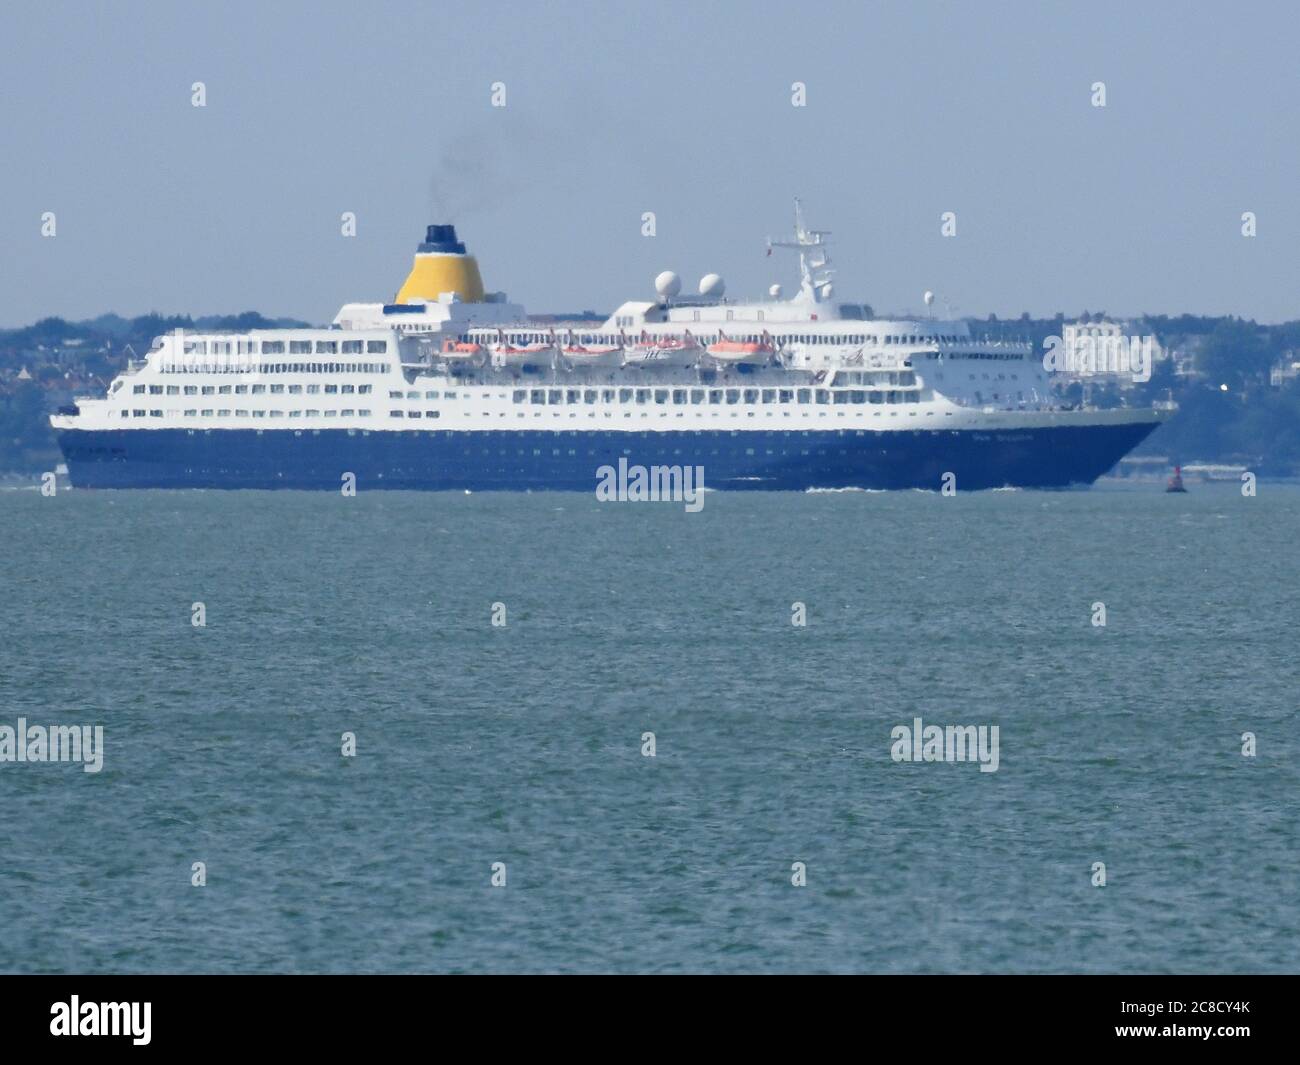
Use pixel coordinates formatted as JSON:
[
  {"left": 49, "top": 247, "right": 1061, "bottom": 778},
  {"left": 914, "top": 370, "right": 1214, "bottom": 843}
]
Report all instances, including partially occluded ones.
[
  {"left": 699, "top": 273, "right": 725, "bottom": 297},
  {"left": 769, "top": 284, "right": 783, "bottom": 298},
  {"left": 654, "top": 271, "right": 682, "bottom": 298},
  {"left": 924, "top": 290, "right": 935, "bottom": 306}
]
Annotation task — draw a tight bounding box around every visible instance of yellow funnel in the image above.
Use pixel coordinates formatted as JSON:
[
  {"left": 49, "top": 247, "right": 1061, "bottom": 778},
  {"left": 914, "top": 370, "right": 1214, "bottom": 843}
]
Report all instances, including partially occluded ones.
[{"left": 395, "top": 224, "right": 485, "bottom": 304}]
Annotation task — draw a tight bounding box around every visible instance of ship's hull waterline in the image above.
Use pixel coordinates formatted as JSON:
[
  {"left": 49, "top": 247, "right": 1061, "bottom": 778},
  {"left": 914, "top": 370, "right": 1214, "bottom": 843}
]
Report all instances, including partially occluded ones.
[{"left": 57, "top": 418, "right": 1160, "bottom": 492}]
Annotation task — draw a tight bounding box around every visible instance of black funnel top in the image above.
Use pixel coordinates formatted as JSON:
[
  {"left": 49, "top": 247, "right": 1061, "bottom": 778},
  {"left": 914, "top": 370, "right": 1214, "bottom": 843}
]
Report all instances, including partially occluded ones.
[{"left": 419, "top": 224, "right": 466, "bottom": 254}]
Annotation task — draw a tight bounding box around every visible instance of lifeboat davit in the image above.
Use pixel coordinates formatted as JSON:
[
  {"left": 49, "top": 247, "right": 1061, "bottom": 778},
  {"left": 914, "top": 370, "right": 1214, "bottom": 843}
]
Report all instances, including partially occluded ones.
[
  {"left": 560, "top": 333, "right": 624, "bottom": 370},
  {"left": 706, "top": 328, "right": 774, "bottom": 367},
  {"left": 623, "top": 330, "right": 702, "bottom": 368}
]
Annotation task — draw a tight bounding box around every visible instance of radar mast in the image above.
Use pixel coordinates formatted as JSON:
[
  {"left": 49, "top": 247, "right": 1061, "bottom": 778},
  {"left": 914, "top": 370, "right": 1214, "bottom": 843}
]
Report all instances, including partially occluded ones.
[{"left": 767, "top": 198, "right": 835, "bottom": 304}]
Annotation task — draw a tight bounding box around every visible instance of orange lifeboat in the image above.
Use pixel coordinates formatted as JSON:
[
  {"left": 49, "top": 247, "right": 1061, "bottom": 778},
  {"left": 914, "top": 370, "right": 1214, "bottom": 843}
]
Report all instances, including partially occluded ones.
[
  {"left": 706, "top": 328, "right": 774, "bottom": 366},
  {"left": 439, "top": 336, "right": 485, "bottom": 372}
]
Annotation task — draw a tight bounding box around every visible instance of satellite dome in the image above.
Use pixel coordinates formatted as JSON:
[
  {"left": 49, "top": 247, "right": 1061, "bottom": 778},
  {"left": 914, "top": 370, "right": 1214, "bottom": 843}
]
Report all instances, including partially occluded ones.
[
  {"left": 769, "top": 284, "right": 783, "bottom": 299},
  {"left": 654, "top": 271, "right": 681, "bottom": 298},
  {"left": 924, "top": 290, "right": 935, "bottom": 306},
  {"left": 699, "top": 273, "right": 725, "bottom": 298}
]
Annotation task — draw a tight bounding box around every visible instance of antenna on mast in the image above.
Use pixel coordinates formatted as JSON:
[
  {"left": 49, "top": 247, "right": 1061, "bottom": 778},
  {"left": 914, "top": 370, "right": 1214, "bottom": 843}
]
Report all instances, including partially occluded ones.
[{"left": 767, "top": 198, "right": 835, "bottom": 303}]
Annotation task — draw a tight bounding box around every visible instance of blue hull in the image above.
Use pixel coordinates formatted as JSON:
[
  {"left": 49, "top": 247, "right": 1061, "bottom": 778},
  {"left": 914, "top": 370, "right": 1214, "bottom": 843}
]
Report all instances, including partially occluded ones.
[{"left": 56, "top": 422, "right": 1159, "bottom": 491}]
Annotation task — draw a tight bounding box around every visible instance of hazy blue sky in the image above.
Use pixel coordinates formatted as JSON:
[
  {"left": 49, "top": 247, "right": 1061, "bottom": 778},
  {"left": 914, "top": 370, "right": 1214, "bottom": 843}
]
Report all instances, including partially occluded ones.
[{"left": 2, "top": 1, "right": 1297, "bottom": 326}]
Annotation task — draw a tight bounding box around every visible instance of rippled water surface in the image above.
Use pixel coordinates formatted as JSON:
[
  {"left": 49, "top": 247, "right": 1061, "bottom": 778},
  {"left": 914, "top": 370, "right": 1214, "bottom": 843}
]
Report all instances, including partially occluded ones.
[{"left": 1, "top": 483, "right": 1296, "bottom": 972}]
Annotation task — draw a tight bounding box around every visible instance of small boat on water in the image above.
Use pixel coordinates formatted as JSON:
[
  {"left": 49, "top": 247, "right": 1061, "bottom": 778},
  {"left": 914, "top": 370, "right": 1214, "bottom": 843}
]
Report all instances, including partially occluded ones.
[
  {"left": 1166, "top": 465, "right": 1188, "bottom": 493},
  {"left": 623, "top": 330, "right": 702, "bottom": 368},
  {"left": 706, "top": 328, "right": 775, "bottom": 367}
]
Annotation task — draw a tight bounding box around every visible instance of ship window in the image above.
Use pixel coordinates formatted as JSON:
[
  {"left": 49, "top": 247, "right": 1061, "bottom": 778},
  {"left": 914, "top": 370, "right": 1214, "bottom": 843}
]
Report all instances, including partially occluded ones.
[
  {"left": 235, "top": 409, "right": 249, "bottom": 416},
  {"left": 834, "top": 391, "right": 851, "bottom": 404},
  {"left": 367, "top": 341, "right": 388, "bottom": 353},
  {"left": 165, "top": 385, "right": 179, "bottom": 395},
  {"left": 325, "top": 385, "right": 339, "bottom": 394},
  {"left": 133, "top": 409, "right": 146, "bottom": 417},
  {"left": 323, "top": 410, "right": 336, "bottom": 418},
  {"left": 405, "top": 390, "right": 418, "bottom": 399},
  {"left": 149, "top": 385, "right": 163, "bottom": 395},
  {"left": 184, "top": 409, "right": 197, "bottom": 416},
  {"left": 530, "top": 389, "right": 545, "bottom": 404},
  {"left": 409, "top": 411, "right": 422, "bottom": 419},
  {"left": 602, "top": 389, "right": 616, "bottom": 402},
  {"left": 690, "top": 389, "right": 705, "bottom": 405},
  {"left": 359, "top": 409, "right": 372, "bottom": 417},
  {"left": 261, "top": 341, "right": 283, "bottom": 355},
  {"left": 567, "top": 389, "right": 582, "bottom": 404},
  {"left": 390, "top": 410, "right": 404, "bottom": 418},
  {"left": 742, "top": 389, "right": 758, "bottom": 404},
  {"left": 306, "top": 409, "right": 319, "bottom": 416},
  {"left": 672, "top": 389, "right": 687, "bottom": 404},
  {"left": 584, "top": 390, "right": 598, "bottom": 404},
  {"left": 341, "top": 384, "right": 355, "bottom": 394},
  {"left": 271, "top": 384, "right": 285, "bottom": 394},
  {"left": 618, "top": 388, "right": 633, "bottom": 403},
  {"left": 316, "top": 341, "right": 337, "bottom": 354},
  {"left": 289, "top": 340, "right": 310, "bottom": 354},
  {"left": 425, "top": 411, "right": 439, "bottom": 419},
  {"left": 725, "top": 389, "right": 740, "bottom": 405},
  {"left": 548, "top": 389, "right": 564, "bottom": 405},
  {"left": 654, "top": 389, "right": 669, "bottom": 405},
  {"left": 797, "top": 389, "right": 811, "bottom": 403},
  {"left": 635, "top": 389, "right": 651, "bottom": 404},
  {"left": 779, "top": 389, "right": 793, "bottom": 403},
  {"left": 120, "top": 410, "right": 128, "bottom": 418},
  {"left": 424, "top": 390, "right": 438, "bottom": 399},
  {"left": 342, "top": 340, "right": 363, "bottom": 354},
  {"left": 390, "top": 390, "right": 403, "bottom": 399},
  {"left": 269, "top": 410, "right": 284, "bottom": 418},
  {"left": 850, "top": 391, "right": 867, "bottom": 404},
  {"left": 252, "top": 385, "right": 266, "bottom": 394},
  {"left": 708, "top": 390, "right": 723, "bottom": 404},
  {"left": 359, "top": 385, "right": 371, "bottom": 395},
  {"left": 218, "top": 409, "right": 231, "bottom": 417},
  {"left": 869, "top": 392, "right": 883, "bottom": 404},
  {"left": 252, "top": 410, "right": 266, "bottom": 418},
  {"left": 288, "top": 385, "right": 302, "bottom": 394},
  {"left": 512, "top": 390, "right": 526, "bottom": 403},
  {"left": 133, "top": 384, "right": 145, "bottom": 394}
]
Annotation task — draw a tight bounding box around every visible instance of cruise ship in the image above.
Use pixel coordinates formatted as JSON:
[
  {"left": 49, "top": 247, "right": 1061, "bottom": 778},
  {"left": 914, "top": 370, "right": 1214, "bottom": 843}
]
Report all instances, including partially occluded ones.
[{"left": 52, "top": 204, "right": 1166, "bottom": 491}]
